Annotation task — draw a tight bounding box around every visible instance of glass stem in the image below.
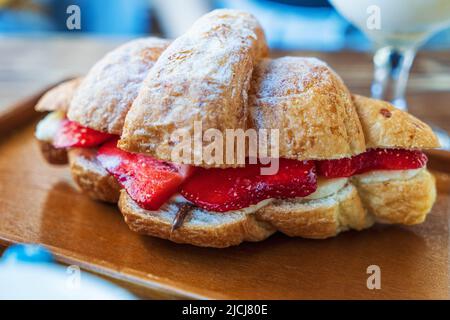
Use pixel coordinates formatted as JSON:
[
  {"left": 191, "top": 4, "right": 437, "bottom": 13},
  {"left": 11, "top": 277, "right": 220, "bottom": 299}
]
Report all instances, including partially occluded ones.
[{"left": 371, "top": 46, "right": 417, "bottom": 111}]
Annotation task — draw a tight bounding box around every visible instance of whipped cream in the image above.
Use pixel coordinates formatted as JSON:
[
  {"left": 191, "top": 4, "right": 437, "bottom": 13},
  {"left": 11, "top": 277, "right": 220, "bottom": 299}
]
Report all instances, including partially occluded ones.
[
  {"left": 303, "top": 177, "right": 348, "bottom": 200},
  {"left": 354, "top": 168, "right": 423, "bottom": 183},
  {"left": 35, "top": 110, "right": 65, "bottom": 142},
  {"left": 231, "top": 198, "right": 273, "bottom": 214}
]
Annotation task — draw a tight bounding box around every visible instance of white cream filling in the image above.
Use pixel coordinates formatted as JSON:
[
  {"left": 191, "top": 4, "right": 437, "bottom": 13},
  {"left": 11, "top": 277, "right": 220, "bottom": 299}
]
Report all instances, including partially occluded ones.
[
  {"left": 229, "top": 198, "right": 273, "bottom": 214},
  {"left": 354, "top": 168, "right": 423, "bottom": 183},
  {"left": 170, "top": 193, "right": 191, "bottom": 204},
  {"left": 303, "top": 177, "right": 348, "bottom": 200},
  {"left": 35, "top": 110, "right": 65, "bottom": 142}
]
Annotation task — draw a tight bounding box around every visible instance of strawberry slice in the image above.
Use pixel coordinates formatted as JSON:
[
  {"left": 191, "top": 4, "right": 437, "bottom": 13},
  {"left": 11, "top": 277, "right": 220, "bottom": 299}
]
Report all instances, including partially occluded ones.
[
  {"left": 359, "top": 148, "right": 427, "bottom": 173},
  {"left": 317, "top": 148, "right": 427, "bottom": 178},
  {"left": 53, "top": 120, "right": 115, "bottom": 148},
  {"left": 181, "top": 159, "right": 317, "bottom": 212},
  {"left": 97, "top": 139, "right": 193, "bottom": 210},
  {"left": 315, "top": 157, "right": 355, "bottom": 178}
]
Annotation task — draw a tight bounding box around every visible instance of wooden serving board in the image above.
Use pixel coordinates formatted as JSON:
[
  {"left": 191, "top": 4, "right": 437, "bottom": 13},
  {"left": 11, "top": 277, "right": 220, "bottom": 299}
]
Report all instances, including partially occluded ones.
[{"left": 0, "top": 89, "right": 449, "bottom": 299}]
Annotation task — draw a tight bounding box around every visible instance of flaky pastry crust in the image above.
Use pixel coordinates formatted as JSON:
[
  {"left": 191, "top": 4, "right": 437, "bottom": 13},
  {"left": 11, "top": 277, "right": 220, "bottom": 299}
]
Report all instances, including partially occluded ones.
[
  {"left": 119, "top": 9, "right": 269, "bottom": 165},
  {"left": 68, "top": 37, "right": 170, "bottom": 135}
]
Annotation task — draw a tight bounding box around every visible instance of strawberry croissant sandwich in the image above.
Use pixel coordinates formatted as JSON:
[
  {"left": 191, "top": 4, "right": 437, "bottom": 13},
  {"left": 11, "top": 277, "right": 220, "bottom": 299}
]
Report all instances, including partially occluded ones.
[{"left": 35, "top": 9, "right": 439, "bottom": 248}]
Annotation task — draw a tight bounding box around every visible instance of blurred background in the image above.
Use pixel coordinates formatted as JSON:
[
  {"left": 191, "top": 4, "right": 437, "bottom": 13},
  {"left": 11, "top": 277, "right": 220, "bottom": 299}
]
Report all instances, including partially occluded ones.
[
  {"left": 1, "top": 0, "right": 450, "bottom": 124},
  {"left": 2, "top": 0, "right": 450, "bottom": 49}
]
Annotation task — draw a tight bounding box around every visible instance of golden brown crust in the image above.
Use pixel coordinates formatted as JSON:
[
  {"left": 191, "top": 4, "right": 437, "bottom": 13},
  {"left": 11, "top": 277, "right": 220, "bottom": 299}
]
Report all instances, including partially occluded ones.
[
  {"left": 352, "top": 169, "right": 436, "bottom": 225},
  {"left": 352, "top": 95, "right": 440, "bottom": 149},
  {"left": 68, "top": 37, "right": 170, "bottom": 135},
  {"left": 119, "top": 191, "right": 276, "bottom": 248},
  {"left": 38, "top": 140, "right": 68, "bottom": 165},
  {"left": 119, "top": 9, "right": 268, "bottom": 166},
  {"left": 68, "top": 148, "right": 121, "bottom": 203},
  {"left": 250, "top": 57, "right": 366, "bottom": 160},
  {"left": 35, "top": 78, "right": 82, "bottom": 112},
  {"left": 118, "top": 183, "right": 375, "bottom": 247},
  {"left": 256, "top": 184, "right": 374, "bottom": 239}
]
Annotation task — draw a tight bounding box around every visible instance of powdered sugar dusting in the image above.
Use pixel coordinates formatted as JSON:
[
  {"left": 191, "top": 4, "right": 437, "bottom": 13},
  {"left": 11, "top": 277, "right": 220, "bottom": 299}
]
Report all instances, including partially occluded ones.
[
  {"left": 121, "top": 9, "right": 268, "bottom": 158},
  {"left": 250, "top": 57, "right": 333, "bottom": 103},
  {"left": 249, "top": 56, "right": 366, "bottom": 160},
  {"left": 68, "top": 37, "right": 170, "bottom": 134}
]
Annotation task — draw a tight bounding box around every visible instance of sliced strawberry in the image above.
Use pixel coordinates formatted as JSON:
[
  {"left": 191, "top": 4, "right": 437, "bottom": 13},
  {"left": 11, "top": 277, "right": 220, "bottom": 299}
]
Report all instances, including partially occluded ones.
[
  {"left": 359, "top": 148, "right": 427, "bottom": 173},
  {"left": 315, "top": 157, "right": 356, "bottom": 178},
  {"left": 97, "top": 139, "right": 194, "bottom": 210},
  {"left": 53, "top": 120, "right": 115, "bottom": 148},
  {"left": 181, "top": 159, "right": 317, "bottom": 212},
  {"left": 316, "top": 148, "right": 427, "bottom": 178}
]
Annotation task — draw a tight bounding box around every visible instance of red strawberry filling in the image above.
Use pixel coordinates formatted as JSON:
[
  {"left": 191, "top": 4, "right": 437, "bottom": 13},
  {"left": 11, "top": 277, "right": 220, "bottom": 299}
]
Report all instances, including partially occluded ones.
[
  {"left": 49, "top": 120, "right": 425, "bottom": 213},
  {"left": 317, "top": 148, "right": 427, "bottom": 178},
  {"left": 94, "top": 146, "right": 426, "bottom": 212},
  {"left": 53, "top": 119, "right": 115, "bottom": 148},
  {"left": 180, "top": 160, "right": 317, "bottom": 212},
  {"left": 97, "top": 139, "right": 194, "bottom": 210}
]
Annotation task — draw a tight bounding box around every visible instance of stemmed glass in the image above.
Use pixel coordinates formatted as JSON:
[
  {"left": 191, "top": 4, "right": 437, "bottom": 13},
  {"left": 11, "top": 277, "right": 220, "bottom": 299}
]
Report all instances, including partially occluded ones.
[{"left": 329, "top": 0, "right": 450, "bottom": 149}]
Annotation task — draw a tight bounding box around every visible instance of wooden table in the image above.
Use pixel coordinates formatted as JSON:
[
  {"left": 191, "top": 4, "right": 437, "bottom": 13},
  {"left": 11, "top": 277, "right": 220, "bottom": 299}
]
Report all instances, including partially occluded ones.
[
  {"left": 0, "top": 37, "right": 449, "bottom": 299},
  {"left": 0, "top": 37, "right": 125, "bottom": 110}
]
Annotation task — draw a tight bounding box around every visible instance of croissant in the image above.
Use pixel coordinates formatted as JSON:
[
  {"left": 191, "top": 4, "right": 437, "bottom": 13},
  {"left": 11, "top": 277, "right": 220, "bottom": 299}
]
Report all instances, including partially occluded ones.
[{"left": 35, "top": 9, "right": 439, "bottom": 247}]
